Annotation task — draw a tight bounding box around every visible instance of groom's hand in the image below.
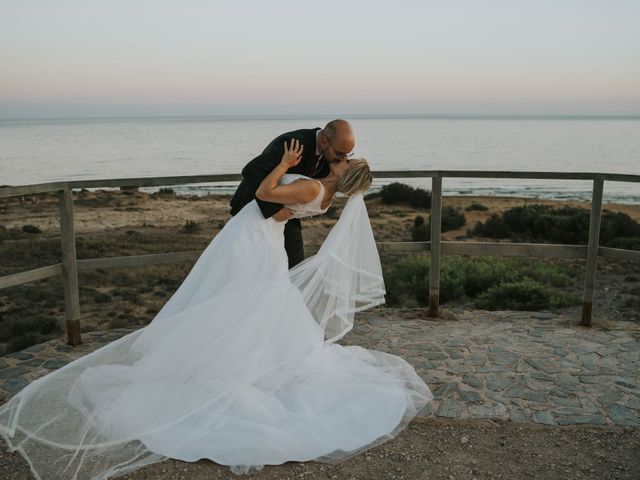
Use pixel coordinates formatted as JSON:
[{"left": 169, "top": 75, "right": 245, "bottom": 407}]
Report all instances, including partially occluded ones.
[{"left": 272, "top": 207, "right": 294, "bottom": 222}]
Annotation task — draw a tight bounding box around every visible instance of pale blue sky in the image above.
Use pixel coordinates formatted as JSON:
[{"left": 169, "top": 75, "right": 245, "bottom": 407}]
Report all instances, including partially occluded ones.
[{"left": 1, "top": 0, "right": 639, "bottom": 118}]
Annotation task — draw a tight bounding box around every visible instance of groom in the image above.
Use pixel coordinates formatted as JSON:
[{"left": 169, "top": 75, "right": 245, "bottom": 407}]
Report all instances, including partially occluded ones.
[{"left": 230, "top": 119, "right": 356, "bottom": 268}]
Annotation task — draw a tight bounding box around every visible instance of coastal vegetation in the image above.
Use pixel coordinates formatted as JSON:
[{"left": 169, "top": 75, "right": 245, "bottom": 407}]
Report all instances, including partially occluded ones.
[
  {"left": 1, "top": 185, "right": 639, "bottom": 354},
  {"left": 411, "top": 207, "right": 467, "bottom": 240},
  {"left": 377, "top": 182, "right": 431, "bottom": 209},
  {"left": 472, "top": 204, "right": 640, "bottom": 249},
  {"left": 383, "top": 255, "right": 579, "bottom": 310}
]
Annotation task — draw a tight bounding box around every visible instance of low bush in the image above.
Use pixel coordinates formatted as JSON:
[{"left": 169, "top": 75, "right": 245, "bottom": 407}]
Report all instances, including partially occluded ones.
[
  {"left": 383, "top": 255, "right": 577, "bottom": 310},
  {"left": 6, "top": 332, "right": 49, "bottom": 353},
  {"left": 432, "top": 206, "right": 466, "bottom": 232},
  {"left": 182, "top": 220, "right": 200, "bottom": 234},
  {"left": 411, "top": 225, "right": 429, "bottom": 242},
  {"left": 410, "top": 208, "right": 467, "bottom": 240},
  {"left": 605, "top": 237, "right": 640, "bottom": 251},
  {"left": 0, "top": 314, "right": 61, "bottom": 342},
  {"left": 465, "top": 203, "right": 488, "bottom": 212},
  {"left": 22, "top": 224, "right": 42, "bottom": 234},
  {"left": 474, "top": 278, "right": 577, "bottom": 310},
  {"left": 472, "top": 213, "right": 511, "bottom": 239},
  {"left": 471, "top": 204, "right": 640, "bottom": 249},
  {"left": 380, "top": 183, "right": 431, "bottom": 209},
  {"left": 94, "top": 292, "right": 112, "bottom": 303}
]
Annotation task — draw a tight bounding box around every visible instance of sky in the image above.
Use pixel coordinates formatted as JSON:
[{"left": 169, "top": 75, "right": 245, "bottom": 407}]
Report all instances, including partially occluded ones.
[{"left": 1, "top": 0, "right": 639, "bottom": 119}]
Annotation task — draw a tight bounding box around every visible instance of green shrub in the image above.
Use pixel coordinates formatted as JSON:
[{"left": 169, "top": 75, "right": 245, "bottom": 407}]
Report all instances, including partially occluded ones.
[
  {"left": 410, "top": 208, "right": 467, "bottom": 240},
  {"left": 430, "top": 206, "right": 466, "bottom": 232},
  {"left": 471, "top": 204, "right": 640, "bottom": 249},
  {"left": 474, "top": 278, "right": 577, "bottom": 310},
  {"left": 465, "top": 203, "right": 488, "bottom": 212},
  {"left": 383, "top": 255, "right": 577, "bottom": 310},
  {"left": 606, "top": 237, "right": 640, "bottom": 251},
  {"left": 601, "top": 211, "right": 640, "bottom": 242},
  {"left": 383, "top": 255, "right": 429, "bottom": 306},
  {"left": 94, "top": 292, "right": 112, "bottom": 303},
  {"left": 182, "top": 220, "right": 200, "bottom": 233},
  {"left": 0, "top": 314, "right": 61, "bottom": 342},
  {"left": 380, "top": 183, "right": 431, "bottom": 209},
  {"left": 411, "top": 225, "right": 429, "bottom": 241},
  {"left": 5, "top": 332, "right": 48, "bottom": 353},
  {"left": 22, "top": 224, "right": 42, "bottom": 234},
  {"left": 472, "top": 213, "right": 511, "bottom": 239}
]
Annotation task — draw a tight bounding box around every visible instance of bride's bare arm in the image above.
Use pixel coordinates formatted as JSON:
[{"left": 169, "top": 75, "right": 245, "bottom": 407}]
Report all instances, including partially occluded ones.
[{"left": 255, "top": 139, "right": 321, "bottom": 205}]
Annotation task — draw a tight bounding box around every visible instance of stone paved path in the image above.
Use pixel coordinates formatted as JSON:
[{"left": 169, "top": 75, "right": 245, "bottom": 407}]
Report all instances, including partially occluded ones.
[{"left": 1, "top": 308, "right": 639, "bottom": 428}]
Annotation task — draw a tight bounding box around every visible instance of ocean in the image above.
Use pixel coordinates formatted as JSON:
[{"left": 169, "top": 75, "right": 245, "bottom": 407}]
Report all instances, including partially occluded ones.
[{"left": 1, "top": 115, "right": 639, "bottom": 203}]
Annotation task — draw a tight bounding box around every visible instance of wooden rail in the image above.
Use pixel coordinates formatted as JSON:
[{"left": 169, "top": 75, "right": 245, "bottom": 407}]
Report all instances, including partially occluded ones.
[{"left": 1, "top": 170, "right": 639, "bottom": 345}]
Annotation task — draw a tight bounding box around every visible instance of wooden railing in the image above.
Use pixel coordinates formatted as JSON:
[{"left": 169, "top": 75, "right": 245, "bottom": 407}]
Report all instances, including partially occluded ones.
[{"left": 1, "top": 170, "right": 639, "bottom": 346}]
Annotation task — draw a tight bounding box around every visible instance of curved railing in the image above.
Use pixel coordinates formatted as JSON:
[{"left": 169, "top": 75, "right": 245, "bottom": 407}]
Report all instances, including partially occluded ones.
[{"left": 1, "top": 170, "right": 639, "bottom": 345}]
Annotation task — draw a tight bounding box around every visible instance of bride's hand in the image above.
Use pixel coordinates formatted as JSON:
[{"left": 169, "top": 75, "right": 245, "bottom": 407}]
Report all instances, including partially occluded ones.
[
  {"left": 272, "top": 206, "right": 294, "bottom": 222},
  {"left": 281, "top": 139, "right": 304, "bottom": 168}
]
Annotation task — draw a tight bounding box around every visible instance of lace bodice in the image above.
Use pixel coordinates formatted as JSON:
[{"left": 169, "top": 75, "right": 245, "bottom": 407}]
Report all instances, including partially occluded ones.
[{"left": 279, "top": 173, "right": 331, "bottom": 219}]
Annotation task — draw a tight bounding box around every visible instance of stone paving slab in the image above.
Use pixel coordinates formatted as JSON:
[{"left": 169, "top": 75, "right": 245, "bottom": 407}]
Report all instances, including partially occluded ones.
[
  {"left": 341, "top": 308, "right": 640, "bottom": 427},
  {"left": 1, "top": 309, "right": 639, "bottom": 428}
]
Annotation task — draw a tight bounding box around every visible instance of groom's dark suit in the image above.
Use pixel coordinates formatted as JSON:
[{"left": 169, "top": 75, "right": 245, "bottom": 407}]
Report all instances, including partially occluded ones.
[{"left": 230, "top": 128, "right": 330, "bottom": 268}]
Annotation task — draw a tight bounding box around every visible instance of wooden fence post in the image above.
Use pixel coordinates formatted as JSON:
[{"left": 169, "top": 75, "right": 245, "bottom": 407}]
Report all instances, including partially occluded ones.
[
  {"left": 582, "top": 179, "right": 604, "bottom": 326},
  {"left": 428, "top": 176, "right": 443, "bottom": 317},
  {"left": 58, "top": 187, "right": 82, "bottom": 345}
]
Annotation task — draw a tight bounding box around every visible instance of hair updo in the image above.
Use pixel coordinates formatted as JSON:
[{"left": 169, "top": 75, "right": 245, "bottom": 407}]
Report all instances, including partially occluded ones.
[{"left": 337, "top": 158, "right": 372, "bottom": 196}]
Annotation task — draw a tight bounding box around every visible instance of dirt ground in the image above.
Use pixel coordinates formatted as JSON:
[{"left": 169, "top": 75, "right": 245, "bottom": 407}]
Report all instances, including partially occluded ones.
[
  {"left": 1, "top": 190, "right": 639, "bottom": 479},
  {"left": 2, "top": 189, "right": 640, "bottom": 242},
  {"left": 1, "top": 417, "right": 638, "bottom": 480}
]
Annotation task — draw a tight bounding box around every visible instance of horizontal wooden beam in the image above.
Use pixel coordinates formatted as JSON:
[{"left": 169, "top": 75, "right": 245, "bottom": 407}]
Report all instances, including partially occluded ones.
[
  {"left": 378, "top": 242, "right": 430, "bottom": 253},
  {"left": 372, "top": 170, "right": 640, "bottom": 183},
  {"left": 67, "top": 174, "right": 242, "bottom": 190},
  {"left": 0, "top": 182, "right": 68, "bottom": 198},
  {"left": 308, "top": 241, "right": 587, "bottom": 259},
  {"left": 72, "top": 242, "right": 629, "bottom": 273},
  {"left": 442, "top": 241, "right": 587, "bottom": 258},
  {"left": 1, "top": 244, "right": 634, "bottom": 289},
  {"left": 76, "top": 251, "right": 201, "bottom": 271},
  {"left": 598, "top": 246, "right": 640, "bottom": 262},
  {"left": 2, "top": 170, "right": 639, "bottom": 198},
  {"left": 0, "top": 263, "right": 62, "bottom": 290}
]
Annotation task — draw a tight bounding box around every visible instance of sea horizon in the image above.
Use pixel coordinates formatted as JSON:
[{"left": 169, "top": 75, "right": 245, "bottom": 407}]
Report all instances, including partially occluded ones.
[
  {"left": 2, "top": 114, "right": 639, "bottom": 204},
  {"left": 2, "top": 113, "right": 640, "bottom": 122}
]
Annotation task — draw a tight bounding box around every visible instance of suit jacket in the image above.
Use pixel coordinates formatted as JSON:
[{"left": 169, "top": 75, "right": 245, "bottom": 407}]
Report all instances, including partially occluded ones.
[{"left": 229, "top": 128, "right": 330, "bottom": 218}]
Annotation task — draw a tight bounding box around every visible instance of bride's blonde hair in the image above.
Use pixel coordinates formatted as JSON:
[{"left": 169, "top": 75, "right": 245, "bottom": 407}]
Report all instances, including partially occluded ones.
[{"left": 337, "top": 158, "right": 372, "bottom": 196}]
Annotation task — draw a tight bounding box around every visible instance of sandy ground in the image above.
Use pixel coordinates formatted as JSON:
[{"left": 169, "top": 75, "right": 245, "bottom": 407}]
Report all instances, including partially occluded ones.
[
  {"left": 2, "top": 189, "right": 640, "bottom": 244},
  {"left": 1, "top": 417, "right": 638, "bottom": 480}
]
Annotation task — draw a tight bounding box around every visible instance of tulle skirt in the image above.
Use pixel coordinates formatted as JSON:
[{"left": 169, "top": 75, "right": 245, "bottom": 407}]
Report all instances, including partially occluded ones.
[{"left": 0, "top": 200, "right": 433, "bottom": 479}]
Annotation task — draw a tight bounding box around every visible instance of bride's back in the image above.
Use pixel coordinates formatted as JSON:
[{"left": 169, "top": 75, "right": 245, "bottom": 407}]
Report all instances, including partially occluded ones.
[{"left": 279, "top": 174, "right": 332, "bottom": 219}]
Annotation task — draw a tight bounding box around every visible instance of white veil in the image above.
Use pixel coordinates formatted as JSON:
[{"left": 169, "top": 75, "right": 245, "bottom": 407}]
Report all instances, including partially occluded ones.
[
  {"left": 289, "top": 192, "right": 386, "bottom": 343},
  {"left": 0, "top": 192, "right": 390, "bottom": 480}
]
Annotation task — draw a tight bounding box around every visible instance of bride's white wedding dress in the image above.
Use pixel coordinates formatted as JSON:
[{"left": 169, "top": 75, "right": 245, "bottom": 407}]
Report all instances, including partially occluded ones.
[{"left": 0, "top": 174, "right": 433, "bottom": 479}]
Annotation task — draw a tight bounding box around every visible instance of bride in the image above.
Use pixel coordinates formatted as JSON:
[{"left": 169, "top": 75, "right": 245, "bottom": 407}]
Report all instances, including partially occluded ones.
[{"left": 0, "top": 140, "right": 433, "bottom": 479}]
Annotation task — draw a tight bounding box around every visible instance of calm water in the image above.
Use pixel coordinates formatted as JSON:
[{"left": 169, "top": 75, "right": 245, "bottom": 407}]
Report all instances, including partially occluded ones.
[{"left": 1, "top": 115, "right": 639, "bottom": 203}]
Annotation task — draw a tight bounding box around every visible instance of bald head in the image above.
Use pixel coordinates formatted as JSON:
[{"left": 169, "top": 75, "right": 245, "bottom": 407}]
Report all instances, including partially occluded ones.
[{"left": 322, "top": 119, "right": 355, "bottom": 155}]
